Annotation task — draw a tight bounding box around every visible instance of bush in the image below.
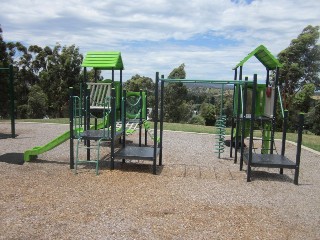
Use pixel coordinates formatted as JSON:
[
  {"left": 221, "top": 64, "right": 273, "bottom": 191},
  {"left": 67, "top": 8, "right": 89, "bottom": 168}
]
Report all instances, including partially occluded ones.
[
  {"left": 189, "top": 115, "right": 205, "bottom": 125},
  {"left": 200, "top": 102, "right": 216, "bottom": 126}
]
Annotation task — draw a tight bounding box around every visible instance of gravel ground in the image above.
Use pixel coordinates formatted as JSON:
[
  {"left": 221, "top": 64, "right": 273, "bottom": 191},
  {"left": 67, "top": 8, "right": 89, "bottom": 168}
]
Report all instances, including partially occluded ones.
[{"left": 0, "top": 122, "right": 320, "bottom": 239}]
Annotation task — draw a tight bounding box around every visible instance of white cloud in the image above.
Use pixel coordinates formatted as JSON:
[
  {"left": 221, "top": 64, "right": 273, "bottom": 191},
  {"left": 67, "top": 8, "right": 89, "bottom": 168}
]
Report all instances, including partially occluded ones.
[{"left": 1, "top": 0, "right": 319, "bottom": 82}]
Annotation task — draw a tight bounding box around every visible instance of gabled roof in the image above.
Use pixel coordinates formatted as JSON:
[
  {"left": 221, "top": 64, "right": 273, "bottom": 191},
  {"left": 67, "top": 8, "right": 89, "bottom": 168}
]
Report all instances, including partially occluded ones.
[
  {"left": 82, "top": 51, "right": 124, "bottom": 70},
  {"left": 233, "top": 45, "right": 282, "bottom": 70}
]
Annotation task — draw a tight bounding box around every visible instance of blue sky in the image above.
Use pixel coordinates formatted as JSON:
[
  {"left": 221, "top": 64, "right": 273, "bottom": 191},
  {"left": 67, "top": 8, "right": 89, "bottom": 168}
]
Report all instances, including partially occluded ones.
[{"left": 1, "top": 0, "right": 319, "bottom": 82}]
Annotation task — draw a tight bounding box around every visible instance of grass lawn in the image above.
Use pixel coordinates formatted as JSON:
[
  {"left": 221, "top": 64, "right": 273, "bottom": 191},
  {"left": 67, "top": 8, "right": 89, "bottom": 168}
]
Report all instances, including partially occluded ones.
[{"left": 3, "top": 118, "right": 320, "bottom": 152}]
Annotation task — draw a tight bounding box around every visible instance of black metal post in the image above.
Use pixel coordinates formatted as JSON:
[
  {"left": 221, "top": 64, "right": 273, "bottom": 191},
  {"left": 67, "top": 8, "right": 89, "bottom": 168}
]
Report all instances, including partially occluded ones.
[
  {"left": 86, "top": 87, "right": 90, "bottom": 161},
  {"left": 270, "top": 67, "right": 280, "bottom": 154},
  {"left": 234, "top": 66, "right": 242, "bottom": 163},
  {"left": 230, "top": 68, "right": 238, "bottom": 157},
  {"left": 153, "top": 72, "right": 159, "bottom": 174},
  {"left": 83, "top": 67, "right": 87, "bottom": 131},
  {"left": 69, "top": 87, "right": 74, "bottom": 169},
  {"left": 122, "top": 90, "right": 126, "bottom": 163},
  {"left": 240, "top": 77, "right": 248, "bottom": 171},
  {"left": 139, "top": 89, "right": 143, "bottom": 147},
  {"left": 266, "top": 68, "right": 270, "bottom": 87},
  {"left": 145, "top": 92, "right": 148, "bottom": 146},
  {"left": 120, "top": 69, "right": 123, "bottom": 121},
  {"left": 110, "top": 88, "right": 116, "bottom": 170},
  {"left": 159, "top": 75, "right": 165, "bottom": 166},
  {"left": 9, "top": 65, "right": 15, "bottom": 138},
  {"left": 111, "top": 68, "right": 114, "bottom": 88},
  {"left": 247, "top": 74, "right": 257, "bottom": 182},
  {"left": 280, "top": 110, "right": 288, "bottom": 174},
  {"left": 294, "top": 113, "right": 304, "bottom": 185},
  {"left": 94, "top": 69, "right": 98, "bottom": 129}
]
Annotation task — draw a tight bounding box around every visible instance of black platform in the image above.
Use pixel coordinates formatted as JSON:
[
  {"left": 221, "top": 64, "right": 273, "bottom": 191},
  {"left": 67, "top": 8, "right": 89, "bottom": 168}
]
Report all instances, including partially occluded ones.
[
  {"left": 115, "top": 146, "right": 160, "bottom": 161},
  {"left": 244, "top": 153, "right": 296, "bottom": 169}
]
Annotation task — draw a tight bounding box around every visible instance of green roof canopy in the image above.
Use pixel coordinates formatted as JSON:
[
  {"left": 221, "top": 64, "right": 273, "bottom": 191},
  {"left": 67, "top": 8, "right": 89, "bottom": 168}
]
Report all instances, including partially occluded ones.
[
  {"left": 233, "top": 45, "right": 282, "bottom": 70},
  {"left": 82, "top": 51, "right": 124, "bottom": 70}
]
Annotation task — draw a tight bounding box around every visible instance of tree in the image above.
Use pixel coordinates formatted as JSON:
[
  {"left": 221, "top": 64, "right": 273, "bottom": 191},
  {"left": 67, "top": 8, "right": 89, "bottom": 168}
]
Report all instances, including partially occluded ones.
[
  {"left": 0, "top": 25, "right": 8, "bottom": 65},
  {"left": 38, "top": 43, "right": 83, "bottom": 117},
  {"left": 27, "top": 85, "right": 48, "bottom": 118},
  {"left": 0, "top": 26, "right": 9, "bottom": 118},
  {"left": 307, "top": 101, "right": 320, "bottom": 135},
  {"left": 164, "top": 64, "right": 192, "bottom": 122},
  {"left": 278, "top": 25, "right": 320, "bottom": 108},
  {"left": 200, "top": 102, "right": 216, "bottom": 126},
  {"left": 292, "top": 83, "right": 315, "bottom": 112},
  {"left": 124, "top": 74, "right": 155, "bottom": 109}
]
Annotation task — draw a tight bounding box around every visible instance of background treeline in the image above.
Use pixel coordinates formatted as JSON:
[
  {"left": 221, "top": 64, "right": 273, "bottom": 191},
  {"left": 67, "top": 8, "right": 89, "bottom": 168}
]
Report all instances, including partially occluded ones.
[{"left": 1, "top": 25, "right": 320, "bottom": 134}]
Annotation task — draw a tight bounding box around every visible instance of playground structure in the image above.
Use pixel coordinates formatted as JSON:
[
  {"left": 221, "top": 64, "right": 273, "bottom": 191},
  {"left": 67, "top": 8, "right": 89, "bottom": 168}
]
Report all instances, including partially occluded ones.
[
  {"left": 155, "top": 45, "right": 304, "bottom": 184},
  {"left": 68, "top": 51, "right": 160, "bottom": 175},
  {"left": 23, "top": 46, "right": 304, "bottom": 184},
  {"left": 0, "top": 65, "right": 15, "bottom": 138}
]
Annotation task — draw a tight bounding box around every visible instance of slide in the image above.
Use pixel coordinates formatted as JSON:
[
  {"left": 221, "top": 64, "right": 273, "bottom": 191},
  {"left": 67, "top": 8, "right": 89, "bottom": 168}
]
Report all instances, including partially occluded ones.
[
  {"left": 23, "top": 121, "right": 108, "bottom": 161},
  {"left": 24, "top": 129, "right": 75, "bottom": 161}
]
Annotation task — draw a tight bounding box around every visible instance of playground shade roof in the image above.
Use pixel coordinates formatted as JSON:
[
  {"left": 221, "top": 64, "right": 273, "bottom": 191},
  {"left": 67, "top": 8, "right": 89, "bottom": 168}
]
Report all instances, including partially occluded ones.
[
  {"left": 233, "top": 45, "right": 282, "bottom": 70},
  {"left": 82, "top": 51, "right": 124, "bottom": 70}
]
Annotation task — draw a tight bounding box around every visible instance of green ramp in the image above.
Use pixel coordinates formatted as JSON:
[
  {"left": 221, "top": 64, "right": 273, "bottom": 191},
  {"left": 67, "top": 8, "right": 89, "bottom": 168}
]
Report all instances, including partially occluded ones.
[
  {"left": 24, "top": 130, "right": 71, "bottom": 161},
  {"left": 23, "top": 120, "right": 109, "bottom": 161}
]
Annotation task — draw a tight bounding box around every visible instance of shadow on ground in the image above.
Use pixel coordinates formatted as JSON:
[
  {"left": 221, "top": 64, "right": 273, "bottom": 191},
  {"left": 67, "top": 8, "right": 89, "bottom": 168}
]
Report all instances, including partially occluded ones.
[
  {"left": 0, "top": 133, "right": 18, "bottom": 139},
  {"left": 0, "top": 153, "right": 24, "bottom": 165}
]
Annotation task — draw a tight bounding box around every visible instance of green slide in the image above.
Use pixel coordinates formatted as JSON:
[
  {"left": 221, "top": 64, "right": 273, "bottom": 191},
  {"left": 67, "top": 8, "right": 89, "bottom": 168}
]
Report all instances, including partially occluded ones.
[
  {"left": 24, "top": 130, "right": 73, "bottom": 161},
  {"left": 23, "top": 120, "right": 108, "bottom": 161}
]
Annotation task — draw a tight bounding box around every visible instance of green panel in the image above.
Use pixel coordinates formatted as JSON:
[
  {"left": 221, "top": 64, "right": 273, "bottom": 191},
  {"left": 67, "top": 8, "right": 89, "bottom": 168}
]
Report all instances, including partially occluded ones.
[
  {"left": 82, "top": 51, "right": 124, "bottom": 70},
  {"left": 233, "top": 83, "right": 266, "bottom": 117},
  {"left": 233, "top": 45, "right": 282, "bottom": 70}
]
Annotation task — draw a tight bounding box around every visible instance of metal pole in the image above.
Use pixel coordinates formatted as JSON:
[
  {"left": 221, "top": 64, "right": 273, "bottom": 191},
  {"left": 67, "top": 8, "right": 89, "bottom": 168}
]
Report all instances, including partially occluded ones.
[
  {"left": 240, "top": 77, "right": 248, "bottom": 171},
  {"left": 145, "top": 92, "right": 148, "bottom": 146},
  {"left": 159, "top": 75, "right": 165, "bottom": 166},
  {"left": 270, "top": 67, "right": 280, "bottom": 154},
  {"left": 294, "top": 113, "right": 304, "bottom": 185},
  {"left": 120, "top": 69, "right": 123, "bottom": 125},
  {"left": 110, "top": 88, "right": 116, "bottom": 170},
  {"left": 139, "top": 89, "right": 143, "bottom": 147},
  {"left": 247, "top": 74, "right": 257, "bottom": 182},
  {"left": 9, "top": 65, "right": 15, "bottom": 138},
  {"left": 122, "top": 90, "right": 126, "bottom": 163},
  {"left": 69, "top": 87, "right": 74, "bottom": 169},
  {"left": 86, "top": 87, "right": 90, "bottom": 161},
  {"left": 280, "top": 110, "right": 288, "bottom": 174},
  {"left": 230, "top": 68, "right": 238, "bottom": 157},
  {"left": 153, "top": 72, "right": 159, "bottom": 174},
  {"left": 234, "top": 66, "right": 242, "bottom": 163},
  {"left": 83, "top": 67, "right": 87, "bottom": 131}
]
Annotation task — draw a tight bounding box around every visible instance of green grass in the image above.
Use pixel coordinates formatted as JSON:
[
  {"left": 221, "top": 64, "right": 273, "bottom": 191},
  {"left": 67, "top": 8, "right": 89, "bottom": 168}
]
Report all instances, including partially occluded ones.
[{"left": 3, "top": 118, "right": 320, "bottom": 152}]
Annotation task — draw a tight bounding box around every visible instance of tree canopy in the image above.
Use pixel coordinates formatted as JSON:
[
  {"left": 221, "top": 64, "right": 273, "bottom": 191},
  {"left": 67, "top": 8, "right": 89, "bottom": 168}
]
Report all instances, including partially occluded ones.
[{"left": 278, "top": 25, "right": 320, "bottom": 107}]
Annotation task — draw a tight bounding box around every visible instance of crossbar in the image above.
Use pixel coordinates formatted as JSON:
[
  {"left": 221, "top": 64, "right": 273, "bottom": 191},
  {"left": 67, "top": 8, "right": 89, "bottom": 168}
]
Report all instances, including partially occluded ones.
[{"left": 160, "top": 79, "right": 254, "bottom": 85}]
